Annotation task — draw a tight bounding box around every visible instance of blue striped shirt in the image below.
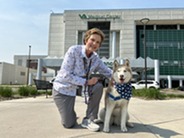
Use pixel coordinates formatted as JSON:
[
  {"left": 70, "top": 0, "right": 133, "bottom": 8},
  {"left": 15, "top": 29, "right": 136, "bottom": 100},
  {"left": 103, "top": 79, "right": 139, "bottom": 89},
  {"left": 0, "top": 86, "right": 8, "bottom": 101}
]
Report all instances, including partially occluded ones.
[{"left": 53, "top": 45, "right": 112, "bottom": 96}]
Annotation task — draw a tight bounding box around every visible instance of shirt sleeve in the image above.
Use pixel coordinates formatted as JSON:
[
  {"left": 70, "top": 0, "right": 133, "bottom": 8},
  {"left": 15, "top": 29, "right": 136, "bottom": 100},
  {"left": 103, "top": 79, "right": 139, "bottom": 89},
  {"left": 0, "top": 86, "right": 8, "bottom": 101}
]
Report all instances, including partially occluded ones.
[
  {"left": 95, "top": 59, "right": 113, "bottom": 79},
  {"left": 56, "top": 46, "right": 86, "bottom": 86}
]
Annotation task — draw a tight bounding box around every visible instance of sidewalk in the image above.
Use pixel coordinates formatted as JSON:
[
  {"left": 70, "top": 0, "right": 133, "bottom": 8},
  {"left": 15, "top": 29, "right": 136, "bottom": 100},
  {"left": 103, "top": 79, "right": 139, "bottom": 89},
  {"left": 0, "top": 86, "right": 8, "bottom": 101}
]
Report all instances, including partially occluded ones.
[{"left": 0, "top": 95, "right": 184, "bottom": 138}]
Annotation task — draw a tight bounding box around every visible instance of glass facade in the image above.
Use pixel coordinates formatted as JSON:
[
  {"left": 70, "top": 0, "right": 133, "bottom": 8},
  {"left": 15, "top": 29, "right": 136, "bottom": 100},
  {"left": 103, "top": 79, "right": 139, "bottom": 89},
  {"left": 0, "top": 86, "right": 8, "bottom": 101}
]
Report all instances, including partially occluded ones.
[{"left": 137, "top": 26, "right": 184, "bottom": 76}]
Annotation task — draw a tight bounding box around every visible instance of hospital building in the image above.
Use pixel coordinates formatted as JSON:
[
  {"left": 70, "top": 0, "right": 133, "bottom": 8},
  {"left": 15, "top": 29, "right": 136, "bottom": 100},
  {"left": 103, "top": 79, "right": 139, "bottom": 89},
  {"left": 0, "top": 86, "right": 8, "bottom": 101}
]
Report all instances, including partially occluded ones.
[
  {"left": 1, "top": 8, "right": 184, "bottom": 88},
  {"left": 43, "top": 8, "right": 184, "bottom": 88}
]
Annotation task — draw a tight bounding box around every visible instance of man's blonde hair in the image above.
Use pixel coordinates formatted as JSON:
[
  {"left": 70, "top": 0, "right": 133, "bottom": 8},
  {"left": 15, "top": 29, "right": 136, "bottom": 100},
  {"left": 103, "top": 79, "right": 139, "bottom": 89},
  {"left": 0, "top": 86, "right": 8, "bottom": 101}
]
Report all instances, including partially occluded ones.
[{"left": 83, "top": 28, "right": 105, "bottom": 46}]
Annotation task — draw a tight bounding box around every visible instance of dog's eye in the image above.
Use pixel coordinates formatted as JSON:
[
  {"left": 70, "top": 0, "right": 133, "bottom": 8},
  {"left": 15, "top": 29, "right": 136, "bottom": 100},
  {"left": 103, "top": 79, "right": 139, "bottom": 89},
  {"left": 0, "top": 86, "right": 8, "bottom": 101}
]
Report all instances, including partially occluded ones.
[{"left": 124, "top": 70, "right": 127, "bottom": 72}]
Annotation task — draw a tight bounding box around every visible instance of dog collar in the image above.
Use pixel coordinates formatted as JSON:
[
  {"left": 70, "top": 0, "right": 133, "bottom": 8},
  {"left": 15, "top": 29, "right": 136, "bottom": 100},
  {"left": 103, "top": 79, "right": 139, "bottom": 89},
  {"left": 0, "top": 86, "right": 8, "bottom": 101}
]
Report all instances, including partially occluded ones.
[
  {"left": 108, "top": 93, "right": 122, "bottom": 101},
  {"left": 110, "top": 82, "right": 132, "bottom": 101}
]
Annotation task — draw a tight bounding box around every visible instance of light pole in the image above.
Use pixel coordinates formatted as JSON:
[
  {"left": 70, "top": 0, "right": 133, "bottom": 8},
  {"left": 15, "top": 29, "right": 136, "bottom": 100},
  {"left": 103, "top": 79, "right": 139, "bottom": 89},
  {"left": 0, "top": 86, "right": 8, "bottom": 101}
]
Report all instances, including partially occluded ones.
[
  {"left": 140, "top": 18, "right": 150, "bottom": 89},
  {"left": 27, "top": 45, "right": 31, "bottom": 85}
]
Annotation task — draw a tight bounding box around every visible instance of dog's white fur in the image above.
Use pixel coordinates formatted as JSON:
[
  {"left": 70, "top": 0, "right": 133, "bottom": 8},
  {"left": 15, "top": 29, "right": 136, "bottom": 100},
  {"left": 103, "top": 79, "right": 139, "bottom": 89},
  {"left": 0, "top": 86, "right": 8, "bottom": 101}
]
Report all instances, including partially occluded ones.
[{"left": 99, "top": 59, "right": 134, "bottom": 132}]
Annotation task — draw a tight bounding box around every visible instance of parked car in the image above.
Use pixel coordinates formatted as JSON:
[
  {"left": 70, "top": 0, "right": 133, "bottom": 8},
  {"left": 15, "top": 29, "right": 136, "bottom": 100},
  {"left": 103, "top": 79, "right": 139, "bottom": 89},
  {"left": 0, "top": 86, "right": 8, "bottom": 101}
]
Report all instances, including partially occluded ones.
[{"left": 132, "top": 80, "right": 160, "bottom": 89}]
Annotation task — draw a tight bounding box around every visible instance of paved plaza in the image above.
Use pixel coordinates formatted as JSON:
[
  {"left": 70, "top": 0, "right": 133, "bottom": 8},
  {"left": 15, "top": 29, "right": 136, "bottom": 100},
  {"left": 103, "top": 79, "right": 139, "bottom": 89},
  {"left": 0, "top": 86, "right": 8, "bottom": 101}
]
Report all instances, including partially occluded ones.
[{"left": 0, "top": 94, "right": 184, "bottom": 138}]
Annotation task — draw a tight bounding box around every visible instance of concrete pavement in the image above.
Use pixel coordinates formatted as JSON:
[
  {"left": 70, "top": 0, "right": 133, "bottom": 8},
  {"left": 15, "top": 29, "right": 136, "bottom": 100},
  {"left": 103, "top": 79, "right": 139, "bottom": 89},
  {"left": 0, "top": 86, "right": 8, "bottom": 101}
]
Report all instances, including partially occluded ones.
[{"left": 0, "top": 94, "right": 184, "bottom": 138}]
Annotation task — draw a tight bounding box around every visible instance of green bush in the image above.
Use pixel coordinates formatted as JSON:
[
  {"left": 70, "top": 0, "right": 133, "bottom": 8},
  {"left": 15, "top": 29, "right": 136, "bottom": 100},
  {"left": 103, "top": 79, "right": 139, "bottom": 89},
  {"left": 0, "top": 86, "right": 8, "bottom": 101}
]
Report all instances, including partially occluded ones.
[
  {"left": 133, "top": 88, "right": 166, "bottom": 100},
  {"left": 0, "top": 87, "right": 13, "bottom": 98},
  {"left": 0, "top": 87, "right": 3, "bottom": 96},
  {"left": 48, "top": 90, "right": 52, "bottom": 96},
  {"left": 18, "top": 86, "right": 30, "bottom": 96},
  {"left": 28, "top": 87, "right": 37, "bottom": 97},
  {"left": 36, "top": 90, "right": 52, "bottom": 96},
  {"left": 166, "top": 94, "right": 184, "bottom": 99},
  {"left": 18, "top": 86, "right": 38, "bottom": 97}
]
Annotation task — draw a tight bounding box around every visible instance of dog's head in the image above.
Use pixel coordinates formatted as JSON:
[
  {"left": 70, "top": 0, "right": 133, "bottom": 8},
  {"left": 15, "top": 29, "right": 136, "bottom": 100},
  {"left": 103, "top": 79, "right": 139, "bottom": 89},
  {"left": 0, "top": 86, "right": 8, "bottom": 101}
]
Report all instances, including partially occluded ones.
[{"left": 112, "top": 59, "right": 132, "bottom": 84}]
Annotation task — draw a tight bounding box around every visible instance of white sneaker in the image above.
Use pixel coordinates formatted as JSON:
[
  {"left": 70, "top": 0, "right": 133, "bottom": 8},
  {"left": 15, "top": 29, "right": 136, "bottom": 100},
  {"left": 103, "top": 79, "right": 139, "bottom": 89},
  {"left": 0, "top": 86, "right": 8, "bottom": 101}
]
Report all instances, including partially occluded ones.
[
  {"left": 81, "top": 118, "right": 100, "bottom": 132},
  {"left": 93, "top": 119, "right": 103, "bottom": 124}
]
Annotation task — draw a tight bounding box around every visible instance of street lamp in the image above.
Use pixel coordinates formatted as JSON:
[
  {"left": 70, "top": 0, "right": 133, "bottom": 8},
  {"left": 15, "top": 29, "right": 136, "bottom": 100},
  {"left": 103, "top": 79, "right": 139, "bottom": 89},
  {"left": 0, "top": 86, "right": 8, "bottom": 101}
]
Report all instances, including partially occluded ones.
[
  {"left": 140, "top": 18, "right": 150, "bottom": 89},
  {"left": 27, "top": 45, "right": 31, "bottom": 85}
]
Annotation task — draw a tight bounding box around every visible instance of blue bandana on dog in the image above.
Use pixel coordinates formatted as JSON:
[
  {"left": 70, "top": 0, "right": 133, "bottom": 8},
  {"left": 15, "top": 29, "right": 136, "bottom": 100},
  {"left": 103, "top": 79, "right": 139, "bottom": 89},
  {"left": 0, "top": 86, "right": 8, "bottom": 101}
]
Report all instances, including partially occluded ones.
[{"left": 108, "top": 82, "right": 132, "bottom": 101}]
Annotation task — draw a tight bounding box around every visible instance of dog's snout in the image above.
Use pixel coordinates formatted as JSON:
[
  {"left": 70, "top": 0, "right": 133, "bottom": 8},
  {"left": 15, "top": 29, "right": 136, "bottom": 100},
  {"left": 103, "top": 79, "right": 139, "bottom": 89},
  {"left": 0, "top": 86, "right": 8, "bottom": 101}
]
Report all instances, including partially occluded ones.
[{"left": 120, "top": 75, "right": 124, "bottom": 78}]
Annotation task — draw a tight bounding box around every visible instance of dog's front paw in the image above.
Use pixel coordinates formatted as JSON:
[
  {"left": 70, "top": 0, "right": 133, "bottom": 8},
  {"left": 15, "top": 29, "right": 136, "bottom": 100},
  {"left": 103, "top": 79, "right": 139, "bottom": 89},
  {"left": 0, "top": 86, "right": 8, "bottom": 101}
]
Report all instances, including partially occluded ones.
[
  {"left": 103, "top": 127, "right": 110, "bottom": 133},
  {"left": 121, "top": 126, "right": 128, "bottom": 132}
]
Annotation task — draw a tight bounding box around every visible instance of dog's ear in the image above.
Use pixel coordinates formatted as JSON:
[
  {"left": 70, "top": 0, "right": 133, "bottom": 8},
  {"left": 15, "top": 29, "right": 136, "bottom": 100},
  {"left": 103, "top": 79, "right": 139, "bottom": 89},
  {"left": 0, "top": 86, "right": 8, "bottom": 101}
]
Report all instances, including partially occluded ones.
[
  {"left": 113, "top": 60, "right": 119, "bottom": 70},
  {"left": 125, "top": 59, "right": 130, "bottom": 67}
]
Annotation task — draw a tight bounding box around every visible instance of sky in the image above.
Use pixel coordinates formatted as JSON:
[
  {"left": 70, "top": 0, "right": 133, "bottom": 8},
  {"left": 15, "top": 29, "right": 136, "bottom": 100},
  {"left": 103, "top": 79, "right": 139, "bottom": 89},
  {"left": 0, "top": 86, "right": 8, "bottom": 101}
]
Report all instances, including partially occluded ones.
[{"left": 0, "top": 0, "right": 184, "bottom": 64}]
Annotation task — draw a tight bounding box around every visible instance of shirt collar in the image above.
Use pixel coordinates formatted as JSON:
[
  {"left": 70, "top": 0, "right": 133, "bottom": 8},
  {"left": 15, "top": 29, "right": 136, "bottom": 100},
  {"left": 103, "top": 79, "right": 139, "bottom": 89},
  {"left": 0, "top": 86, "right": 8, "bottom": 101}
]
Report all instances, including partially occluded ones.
[{"left": 82, "top": 45, "right": 97, "bottom": 59}]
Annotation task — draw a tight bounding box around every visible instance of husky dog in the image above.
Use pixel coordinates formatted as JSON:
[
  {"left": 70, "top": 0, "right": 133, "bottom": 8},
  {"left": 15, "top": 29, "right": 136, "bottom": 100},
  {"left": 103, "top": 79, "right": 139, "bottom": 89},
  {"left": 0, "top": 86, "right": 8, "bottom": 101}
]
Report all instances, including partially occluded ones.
[{"left": 99, "top": 59, "right": 134, "bottom": 132}]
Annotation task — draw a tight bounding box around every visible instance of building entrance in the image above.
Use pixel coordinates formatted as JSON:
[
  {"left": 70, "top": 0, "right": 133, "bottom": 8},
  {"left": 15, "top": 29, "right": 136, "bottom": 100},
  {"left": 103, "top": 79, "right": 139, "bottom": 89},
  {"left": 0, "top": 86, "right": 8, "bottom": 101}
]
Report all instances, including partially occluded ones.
[{"left": 88, "top": 22, "right": 110, "bottom": 58}]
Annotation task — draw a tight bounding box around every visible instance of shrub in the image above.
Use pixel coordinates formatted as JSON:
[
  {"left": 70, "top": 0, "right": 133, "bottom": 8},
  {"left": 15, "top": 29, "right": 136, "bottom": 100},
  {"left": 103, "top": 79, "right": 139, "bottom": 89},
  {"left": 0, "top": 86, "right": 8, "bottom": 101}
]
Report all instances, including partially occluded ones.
[
  {"left": 37, "top": 90, "right": 52, "bottom": 96},
  {"left": 0, "top": 87, "right": 3, "bottom": 96},
  {"left": 29, "top": 87, "right": 37, "bottom": 97},
  {"left": 18, "top": 86, "right": 30, "bottom": 96},
  {"left": 0, "top": 86, "right": 13, "bottom": 98},
  {"left": 48, "top": 90, "right": 52, "bottom": 96},
  {"left": 166, "top": 94, "right": 184, "bottom": 99},
  {"left": 133, "top": 88, "right": 166, "bottom": 100},
  {"left": 18, "top": 86, "right": 38, "bottom": 97}
]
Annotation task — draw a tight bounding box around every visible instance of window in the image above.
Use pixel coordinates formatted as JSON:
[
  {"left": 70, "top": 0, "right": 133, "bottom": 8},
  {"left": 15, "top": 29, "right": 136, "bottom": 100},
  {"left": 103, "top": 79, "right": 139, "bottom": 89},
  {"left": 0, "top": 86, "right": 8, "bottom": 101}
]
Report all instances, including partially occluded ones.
[
  {"left": 18, "top": 59, "right": 22, "bottom": 66},
  {"left": 20, "top": 72, "right": 25, "bottom": 76}
]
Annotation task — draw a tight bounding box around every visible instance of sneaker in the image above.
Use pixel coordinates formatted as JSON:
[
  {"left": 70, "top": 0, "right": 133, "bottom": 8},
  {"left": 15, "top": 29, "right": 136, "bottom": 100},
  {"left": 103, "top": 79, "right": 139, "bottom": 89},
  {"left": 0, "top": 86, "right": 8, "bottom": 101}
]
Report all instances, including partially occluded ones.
[
  {"left": 93, "top": 119, "right": 103, "bottom": 124},
  {"left": 81, "top": 118, "right": 100, "bottom": 132}
]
